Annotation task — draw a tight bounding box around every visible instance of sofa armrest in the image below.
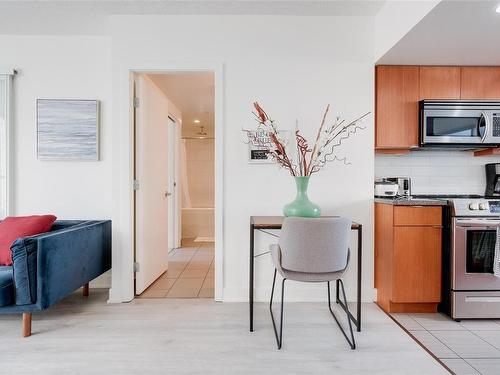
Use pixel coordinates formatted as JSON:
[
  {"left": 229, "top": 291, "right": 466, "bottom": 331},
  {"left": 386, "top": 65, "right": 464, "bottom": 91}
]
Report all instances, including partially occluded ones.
[{"left": 34, "top": 220, "right": 111, "bottom": 309}]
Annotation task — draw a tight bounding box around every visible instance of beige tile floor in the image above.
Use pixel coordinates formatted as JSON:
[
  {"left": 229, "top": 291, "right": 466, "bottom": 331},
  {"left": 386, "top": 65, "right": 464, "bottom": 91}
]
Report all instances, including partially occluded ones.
[
  {"left": 392, "top": 312, "right": 500, "bottom": 375},
  {"left": 137, "top": 241, "right": 214, "bottom": 299}
]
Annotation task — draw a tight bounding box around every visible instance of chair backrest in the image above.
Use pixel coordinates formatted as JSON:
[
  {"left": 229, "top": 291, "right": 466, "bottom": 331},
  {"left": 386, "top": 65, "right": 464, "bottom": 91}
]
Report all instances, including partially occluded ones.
[{"left": 278, "top": 217, "right": 351, "bottom": 274}]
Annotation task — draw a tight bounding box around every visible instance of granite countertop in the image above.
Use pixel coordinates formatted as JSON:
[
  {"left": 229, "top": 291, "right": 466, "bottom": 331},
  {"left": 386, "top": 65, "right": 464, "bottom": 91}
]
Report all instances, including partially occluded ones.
[{"left": 374, "top": 197, "right": 448, "bottom": 206}]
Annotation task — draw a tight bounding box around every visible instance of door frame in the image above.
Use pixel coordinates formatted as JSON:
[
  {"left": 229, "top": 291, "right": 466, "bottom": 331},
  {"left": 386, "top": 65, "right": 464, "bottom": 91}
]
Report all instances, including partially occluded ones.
[{"left": 111, "top": 63, "right": 224, "bottom": 302}]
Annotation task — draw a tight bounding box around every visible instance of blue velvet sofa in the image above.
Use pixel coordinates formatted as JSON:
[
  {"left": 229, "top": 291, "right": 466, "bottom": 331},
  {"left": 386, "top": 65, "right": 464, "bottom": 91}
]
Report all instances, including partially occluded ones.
[{"left": 0, "top": 220, "right": 111, "bottom": 337}]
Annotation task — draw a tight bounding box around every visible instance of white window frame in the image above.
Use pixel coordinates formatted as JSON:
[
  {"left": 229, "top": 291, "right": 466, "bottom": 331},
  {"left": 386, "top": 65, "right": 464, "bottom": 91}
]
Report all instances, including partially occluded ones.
[{"left": 0, "top": 68, "right": 15, "bottom": 218}]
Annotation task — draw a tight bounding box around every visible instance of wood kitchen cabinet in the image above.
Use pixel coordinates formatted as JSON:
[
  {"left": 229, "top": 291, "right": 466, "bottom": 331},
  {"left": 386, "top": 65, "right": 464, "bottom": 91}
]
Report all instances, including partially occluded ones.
[
  {"left": 375, "top": 66, "right": 420, "bottom": 152},
  {"left": 461, "top": 67, "right": 500, "bottom": 99},
  {"left": 375, "top": 65, "right": 500, "bottom": 154},
  {"left": 375, "top": 203, "right": 442, "bottom": 313},
  {"left": 419, "top": 66, "right": 461, "bottom": 99}
]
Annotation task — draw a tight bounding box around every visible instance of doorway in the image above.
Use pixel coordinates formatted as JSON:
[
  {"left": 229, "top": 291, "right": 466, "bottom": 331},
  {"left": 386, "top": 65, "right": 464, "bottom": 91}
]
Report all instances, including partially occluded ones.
[{"left": 133, "top": 71, "right": 216, "bottom": 299}]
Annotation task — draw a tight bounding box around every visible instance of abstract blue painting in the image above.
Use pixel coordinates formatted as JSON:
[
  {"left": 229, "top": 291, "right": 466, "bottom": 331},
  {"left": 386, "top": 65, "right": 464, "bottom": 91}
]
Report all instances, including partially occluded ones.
[{"left": 37, "top": 99, "right": 99, "bottom": 160}]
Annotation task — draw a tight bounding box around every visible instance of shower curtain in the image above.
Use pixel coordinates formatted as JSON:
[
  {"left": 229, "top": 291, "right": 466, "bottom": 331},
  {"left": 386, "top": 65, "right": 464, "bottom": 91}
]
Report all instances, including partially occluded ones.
[{"left": 180, "top": 139, "right": 192, "bottom": 208}]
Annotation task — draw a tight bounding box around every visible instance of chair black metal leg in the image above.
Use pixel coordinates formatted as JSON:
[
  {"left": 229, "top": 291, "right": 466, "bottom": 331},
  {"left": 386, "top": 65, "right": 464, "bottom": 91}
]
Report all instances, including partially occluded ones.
[
  {"left": 335, "top": 279, "right": 340, "bottom": 303},
  {"left": 328, "top": 280, "right": 356, "bottom": 350},
  {"left": 269, "top": 269, "right": 286, "bottom": 350}
]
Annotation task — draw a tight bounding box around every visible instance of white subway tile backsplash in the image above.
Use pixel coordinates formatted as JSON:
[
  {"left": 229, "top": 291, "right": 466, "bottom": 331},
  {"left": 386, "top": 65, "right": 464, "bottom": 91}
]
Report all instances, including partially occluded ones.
[{"left": 375, "top": 150, "right": 499, "bottom": 195}]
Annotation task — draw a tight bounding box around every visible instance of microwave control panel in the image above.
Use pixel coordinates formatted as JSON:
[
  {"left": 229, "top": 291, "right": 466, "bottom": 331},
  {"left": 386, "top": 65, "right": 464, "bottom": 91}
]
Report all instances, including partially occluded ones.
[{"left": 493, "top": 115, "right": 500, "bottom": 136}]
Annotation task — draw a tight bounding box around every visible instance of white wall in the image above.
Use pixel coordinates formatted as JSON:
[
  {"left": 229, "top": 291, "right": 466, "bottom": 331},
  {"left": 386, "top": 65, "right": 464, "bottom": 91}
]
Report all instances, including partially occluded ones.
[
  {"left": 109, "top": 15, "right": 375, "bottom": 302},
  {"left": 0, "top": 36, "right": 112, "bottom": 217},
  {"left": 183, "top": 138, "right": 214, "bottom": 208},
  {"left": 0, "top": 16, "right": 378, "bottom": 303},
  {"left": 0, "top": 35, "right": 113, "bottom": 287},
  {"left": 375, "top": 151, "right": 500, "bottom": 195}
]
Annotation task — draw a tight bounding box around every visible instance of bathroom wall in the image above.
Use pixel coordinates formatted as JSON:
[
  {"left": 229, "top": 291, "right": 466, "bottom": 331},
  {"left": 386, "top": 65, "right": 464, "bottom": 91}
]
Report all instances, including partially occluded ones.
[
  {"left": 375, "top": 151, "right": 500, "bottom": 195},
  {"left": 181, "top": 138, "right": 214, "bottom": 240}
]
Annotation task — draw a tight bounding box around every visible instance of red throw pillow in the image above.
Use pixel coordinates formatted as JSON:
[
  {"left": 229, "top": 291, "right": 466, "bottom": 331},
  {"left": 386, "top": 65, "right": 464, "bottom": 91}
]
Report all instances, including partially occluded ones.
[{"left": 0, "top": 215, "right": 57, "bottom": 266}]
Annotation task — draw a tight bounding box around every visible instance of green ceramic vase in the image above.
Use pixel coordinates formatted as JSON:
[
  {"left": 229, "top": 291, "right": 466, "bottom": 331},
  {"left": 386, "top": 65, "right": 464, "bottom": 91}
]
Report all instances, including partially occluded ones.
[{"left": 283, "top": 176, "right": 321, "bottom": 218}]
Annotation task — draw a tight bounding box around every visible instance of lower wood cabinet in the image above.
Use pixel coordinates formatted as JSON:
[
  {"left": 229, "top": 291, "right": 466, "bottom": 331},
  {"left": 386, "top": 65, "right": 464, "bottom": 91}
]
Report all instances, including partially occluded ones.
[
  {"left": 375, "top": 203, "right": 442, "bottom": 313},
  {"left": 392, "top": 227, "right": 442, "bottom": 303}
]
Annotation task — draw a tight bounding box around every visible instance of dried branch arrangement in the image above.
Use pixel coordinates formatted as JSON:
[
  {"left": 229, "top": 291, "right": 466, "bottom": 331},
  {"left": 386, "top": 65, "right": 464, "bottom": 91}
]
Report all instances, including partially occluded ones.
[{"left": 245, "top": 102, "right": 370, "bottom": 176}]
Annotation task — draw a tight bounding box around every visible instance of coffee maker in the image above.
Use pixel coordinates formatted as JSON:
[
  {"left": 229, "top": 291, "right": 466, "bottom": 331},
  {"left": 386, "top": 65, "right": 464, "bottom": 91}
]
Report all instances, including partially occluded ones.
[{"left": 485, "top": 163, "right": 500, "bottom": 198}]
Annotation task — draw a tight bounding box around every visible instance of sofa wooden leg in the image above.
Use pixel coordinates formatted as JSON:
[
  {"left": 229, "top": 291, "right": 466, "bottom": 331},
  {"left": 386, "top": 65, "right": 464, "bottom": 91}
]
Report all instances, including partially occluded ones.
[
  {"left": 22, "top": 313, "right": 31, "bottom": 338},
  {"left": 83, "top": 283, "right": 89, "bottom": 297}
]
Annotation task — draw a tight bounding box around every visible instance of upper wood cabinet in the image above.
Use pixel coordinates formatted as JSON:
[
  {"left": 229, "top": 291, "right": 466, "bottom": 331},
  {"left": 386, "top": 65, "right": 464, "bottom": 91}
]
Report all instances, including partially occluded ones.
[
  {"left": 375, "top": 65, "right": 500, "bottom": 154},
  {"left": 375, "top": 66, "right": 420, "bottom": 150},
  {"left": 419, "top": 66, "right": 461, "bottom": 99},
  {"left": 461, "top": 67, "right": 500, "bottom": 99}
]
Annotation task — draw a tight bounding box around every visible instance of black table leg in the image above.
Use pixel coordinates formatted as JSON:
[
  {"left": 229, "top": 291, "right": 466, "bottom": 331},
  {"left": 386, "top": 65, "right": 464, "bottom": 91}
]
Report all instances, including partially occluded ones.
[
  {"left": 249, "top": 223, "right": 255, "bottom": 332},
  {"left": 357, "top": 225, "right": 362, "bottom": 332}
]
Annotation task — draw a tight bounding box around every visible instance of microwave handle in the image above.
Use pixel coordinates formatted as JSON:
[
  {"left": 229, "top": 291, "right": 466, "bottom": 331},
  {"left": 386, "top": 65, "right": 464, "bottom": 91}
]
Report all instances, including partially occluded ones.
[{"left": 480, "top": 112, "right": 490, "bottom": 143}]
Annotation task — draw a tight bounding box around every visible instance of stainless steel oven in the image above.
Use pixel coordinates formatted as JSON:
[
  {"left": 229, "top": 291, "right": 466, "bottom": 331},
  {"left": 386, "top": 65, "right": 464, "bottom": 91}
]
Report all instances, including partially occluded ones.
[
  {"left": 420, "top": 100, "right": 500, "bottom": 147},
  {"left": 450, "top": 199, "right": 500, "bottom": 319}
]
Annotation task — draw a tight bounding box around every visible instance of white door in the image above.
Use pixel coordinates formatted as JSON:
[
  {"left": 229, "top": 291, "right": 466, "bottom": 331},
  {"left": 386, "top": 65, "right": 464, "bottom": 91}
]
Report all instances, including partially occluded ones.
[{"left": 135, "top": 74, "right": 170, "bottom": 294}]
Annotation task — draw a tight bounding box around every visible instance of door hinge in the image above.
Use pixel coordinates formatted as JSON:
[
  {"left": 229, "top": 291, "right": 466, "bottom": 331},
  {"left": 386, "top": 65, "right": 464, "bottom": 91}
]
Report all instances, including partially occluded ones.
[
  {"left": 134, "top": 262, "right": 140, "bottom": 272},
  {"left": 133, "top": 97, "right": 140, "bottom": 108},
  {"left": 133, "top": 179, "right": 140, "bottom": 190}
]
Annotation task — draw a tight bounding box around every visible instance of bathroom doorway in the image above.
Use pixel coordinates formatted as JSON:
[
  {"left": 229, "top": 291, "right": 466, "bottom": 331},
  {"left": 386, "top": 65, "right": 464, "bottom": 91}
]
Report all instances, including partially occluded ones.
[{"left": 133, "top": 71, "right": 216, "bottom": 299}]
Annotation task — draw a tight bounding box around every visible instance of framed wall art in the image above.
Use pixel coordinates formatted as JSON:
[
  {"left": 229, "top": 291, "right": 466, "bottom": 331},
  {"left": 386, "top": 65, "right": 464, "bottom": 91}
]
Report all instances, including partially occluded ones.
[
  {"left": 246, "top": 128, "right": 289, "bottom": 164},
  {"left": 37, "top": 99, "right": 100, "bottom": 161}
]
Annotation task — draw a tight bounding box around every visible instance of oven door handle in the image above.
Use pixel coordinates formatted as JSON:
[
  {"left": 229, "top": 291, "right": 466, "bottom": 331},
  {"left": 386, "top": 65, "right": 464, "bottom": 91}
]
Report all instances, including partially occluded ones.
[
  {"left": 455, "top": 219, "right": 500, "bottom": 227},
  {"left": 457, "top": 226, "right": 500, "bottom": 229}
]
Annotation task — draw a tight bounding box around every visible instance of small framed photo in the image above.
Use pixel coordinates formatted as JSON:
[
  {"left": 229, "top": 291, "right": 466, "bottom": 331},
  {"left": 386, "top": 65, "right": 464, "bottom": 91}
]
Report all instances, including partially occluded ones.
[
  {"left": 37, "top": 99, "right": 100, "bottom": 161},
  {"left": 246, "top": 129, "right": 289, "bottom": 164}
]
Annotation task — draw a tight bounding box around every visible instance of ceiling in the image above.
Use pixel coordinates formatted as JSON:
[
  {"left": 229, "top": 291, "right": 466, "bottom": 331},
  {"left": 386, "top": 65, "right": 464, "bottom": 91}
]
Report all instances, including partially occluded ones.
[
  {"left": 0, "top": 0, "right": 385, "bottom": 34},
  {"left": 148, "top": 72, "right": 215, "bottom": 138},
  {"left": 378, "top": 0, "right": 500, "bottom": 65}
]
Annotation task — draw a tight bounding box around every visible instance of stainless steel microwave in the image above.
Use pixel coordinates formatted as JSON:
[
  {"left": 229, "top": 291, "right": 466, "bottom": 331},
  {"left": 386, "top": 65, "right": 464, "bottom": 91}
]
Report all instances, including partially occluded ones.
[{"left": 420, "top": 100, "right": 500, "bottom": 147}]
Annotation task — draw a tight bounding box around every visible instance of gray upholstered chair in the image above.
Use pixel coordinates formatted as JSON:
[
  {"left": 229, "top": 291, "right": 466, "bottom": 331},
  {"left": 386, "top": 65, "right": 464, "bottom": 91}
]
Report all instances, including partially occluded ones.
[{"left": 269, "top": 217, "right": 356, "bottom": 350}]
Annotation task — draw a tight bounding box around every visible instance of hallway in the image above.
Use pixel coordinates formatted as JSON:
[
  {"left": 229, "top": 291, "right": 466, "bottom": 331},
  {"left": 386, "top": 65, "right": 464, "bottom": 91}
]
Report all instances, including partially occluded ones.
[{"left": 137, "top": 241, "right": 214, "bottom": 299}]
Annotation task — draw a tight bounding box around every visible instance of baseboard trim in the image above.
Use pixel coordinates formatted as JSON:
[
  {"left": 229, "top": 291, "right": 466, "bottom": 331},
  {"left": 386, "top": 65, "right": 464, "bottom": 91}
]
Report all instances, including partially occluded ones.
[{"left": 222, "top": 286, "right": 377, "bottom": 303}]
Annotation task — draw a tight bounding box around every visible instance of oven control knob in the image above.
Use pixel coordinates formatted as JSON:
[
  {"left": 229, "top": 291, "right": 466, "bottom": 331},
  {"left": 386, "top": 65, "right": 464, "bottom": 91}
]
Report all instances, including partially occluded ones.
[
  {"left": 469, "top": 203, "right": 479, "bottom": 210},
  {"left": 479, "top": 203, "right": 487, "bottom": 210}
]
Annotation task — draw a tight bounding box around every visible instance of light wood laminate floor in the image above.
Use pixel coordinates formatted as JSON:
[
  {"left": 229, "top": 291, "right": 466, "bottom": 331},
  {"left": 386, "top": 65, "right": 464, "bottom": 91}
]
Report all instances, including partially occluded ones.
[{"left": 0, "top": 290, "right": 449, "bottom": 374}]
